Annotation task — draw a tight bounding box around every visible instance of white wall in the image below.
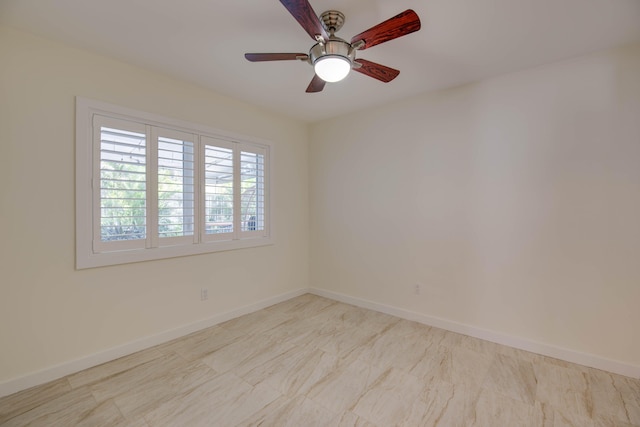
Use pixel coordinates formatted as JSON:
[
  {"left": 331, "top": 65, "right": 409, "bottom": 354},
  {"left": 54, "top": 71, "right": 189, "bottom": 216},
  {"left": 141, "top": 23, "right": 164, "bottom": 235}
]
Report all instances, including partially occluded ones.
[
  {"left": 0, "top": 26, "right": 309, "bottom": 389},
  {"left": 310, "top": 44, "right": 640, "bottom": 372}
]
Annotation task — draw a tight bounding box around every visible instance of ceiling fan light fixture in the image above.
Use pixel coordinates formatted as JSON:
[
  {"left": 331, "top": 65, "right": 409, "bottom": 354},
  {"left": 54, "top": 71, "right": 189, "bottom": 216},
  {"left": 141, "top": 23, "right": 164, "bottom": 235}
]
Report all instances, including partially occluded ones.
[
  {"left": 244, "top": 2, "right": 421, "bottom": 93},
  {"left": 314, "top": 55, "right": 351, "bottom": 82},
  {"left": 309, "top": 39, "right": 354, "bottom": 83}
]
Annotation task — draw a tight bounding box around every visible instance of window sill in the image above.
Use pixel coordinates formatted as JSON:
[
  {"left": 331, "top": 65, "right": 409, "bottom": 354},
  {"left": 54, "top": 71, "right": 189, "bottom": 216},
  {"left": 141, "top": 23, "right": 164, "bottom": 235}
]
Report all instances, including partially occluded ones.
[{"left": 76, "top": 237, "right": 273, "bottom": 269}]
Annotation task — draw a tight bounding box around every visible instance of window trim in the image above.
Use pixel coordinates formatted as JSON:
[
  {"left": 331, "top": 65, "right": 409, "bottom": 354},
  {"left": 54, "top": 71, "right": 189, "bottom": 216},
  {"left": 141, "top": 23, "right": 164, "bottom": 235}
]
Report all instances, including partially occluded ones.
[{"left": 76, "top": 97, "right": 273, "bottom": 269}]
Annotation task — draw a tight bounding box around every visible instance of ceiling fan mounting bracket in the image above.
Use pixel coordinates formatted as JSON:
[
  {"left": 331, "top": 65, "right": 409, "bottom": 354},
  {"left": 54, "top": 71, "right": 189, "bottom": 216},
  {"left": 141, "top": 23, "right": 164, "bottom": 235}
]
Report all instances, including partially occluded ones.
[
  {"left": 320, "top": 10, "right": 345, "bottom": 34},
  {"left": 351, "top": 40, "right": 365, "bottom": 50}
]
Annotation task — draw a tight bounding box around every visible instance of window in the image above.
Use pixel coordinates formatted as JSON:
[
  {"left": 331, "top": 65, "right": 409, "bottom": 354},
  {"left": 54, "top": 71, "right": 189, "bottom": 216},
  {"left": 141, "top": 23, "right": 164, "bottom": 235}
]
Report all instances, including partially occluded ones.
[{"left": 76, "top": 98, "right": 272, "bottom": 268}]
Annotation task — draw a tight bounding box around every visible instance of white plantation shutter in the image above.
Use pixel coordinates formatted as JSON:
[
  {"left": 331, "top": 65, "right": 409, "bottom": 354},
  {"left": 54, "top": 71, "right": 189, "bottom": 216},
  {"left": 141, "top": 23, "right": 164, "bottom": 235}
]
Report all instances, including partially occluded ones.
[
  {"left": 202, "top": 136, "right": 235, "bottom": 241},
  {"left": 93, "top": 116, "right": 148, "bottom": 252},
  {"left": 153, "top": 128, "right": 197, "bottom": 246},
  {"left": 240, "top": 147, "right": 267, "bottom": 236}
]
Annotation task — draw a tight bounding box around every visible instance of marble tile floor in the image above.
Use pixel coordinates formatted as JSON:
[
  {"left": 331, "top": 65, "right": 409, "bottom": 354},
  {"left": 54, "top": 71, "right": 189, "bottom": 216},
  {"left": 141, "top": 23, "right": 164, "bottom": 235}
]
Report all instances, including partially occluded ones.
[{"left": 1, "top": 294, "right": 639, "bottom": 426}]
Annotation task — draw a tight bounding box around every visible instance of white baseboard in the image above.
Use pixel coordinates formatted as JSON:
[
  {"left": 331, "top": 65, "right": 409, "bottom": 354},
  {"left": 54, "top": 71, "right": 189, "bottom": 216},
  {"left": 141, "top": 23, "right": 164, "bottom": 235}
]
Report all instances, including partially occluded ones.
[
  {"left": 0, "top": 288, "right": 307, "bottom": 398},
  {"left": 309, "top": 287, "right": 640, "bottom": 379}
]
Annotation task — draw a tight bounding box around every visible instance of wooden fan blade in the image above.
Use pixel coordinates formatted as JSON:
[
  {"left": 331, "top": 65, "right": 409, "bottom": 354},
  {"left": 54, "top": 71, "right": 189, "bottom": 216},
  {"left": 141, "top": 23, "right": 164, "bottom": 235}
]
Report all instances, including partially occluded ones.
[
  {"left": 350, "top": 9, "right": 421, "bottom": 50},
  {"left": 353, "top": 59, "right": 400, "bottom": 83},
  {"left": 280, "top": 0, "right": 329, "bottom": 41},
  {"left": 306, "top": 74, "right": 326, "bottom": 93},
  {"left": 245, "top": 53, "right": 309, "bottom": 62}
]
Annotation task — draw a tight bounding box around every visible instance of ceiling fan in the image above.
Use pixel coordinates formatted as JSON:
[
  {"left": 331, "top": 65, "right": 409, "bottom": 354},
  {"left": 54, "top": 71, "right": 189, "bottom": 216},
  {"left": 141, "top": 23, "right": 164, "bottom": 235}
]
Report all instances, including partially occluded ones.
[{"left": 245, "top": 0, "right": 421, "bottom": 93}]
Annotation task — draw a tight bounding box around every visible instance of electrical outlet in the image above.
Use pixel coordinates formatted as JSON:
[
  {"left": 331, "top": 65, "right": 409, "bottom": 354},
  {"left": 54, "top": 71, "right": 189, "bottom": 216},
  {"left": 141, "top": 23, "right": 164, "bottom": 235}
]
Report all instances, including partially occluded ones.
[
  {"left": 414, "top": 284, "right": 421, "bottom": 295},
  {"left": 200, "top": 288, "right": 208, "bottom": 301}
]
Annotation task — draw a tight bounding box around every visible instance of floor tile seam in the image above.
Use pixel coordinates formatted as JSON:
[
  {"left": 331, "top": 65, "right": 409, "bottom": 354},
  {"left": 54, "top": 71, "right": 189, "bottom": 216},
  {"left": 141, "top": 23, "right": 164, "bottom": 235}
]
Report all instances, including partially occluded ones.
[
  {"left": 62, "top": 376, "right": 75, "bottom": 394},
  {"left": 481, "top": 369, "right": 538, "bottom": 400},
  {"left": 537, "top": 392, "right": 595, "bottom": 424},
  {"left": 153, "top": 336, "right": 212, "bottom": 356},
  {"left": 111, "top": 393, "right": 151, "bottom": 424},
  {"left": 229, "top": 352, "right": 294, "bottom": 383},
  {"left": 163, "top": 361, "right": 221, "bottom": 401},
  {"left": 7, "top": 386, "right": 95, "bottom": 426},
  {"left": 419, "top": 381, "right": 464, "bottom": 426},
  {"left": 353, "top": 391, "right": 426, "bottom": 427},
  {"left": 173, "top": 347, "right": 218, "bottom": 364},
  {"left": 87, "top": 387, "right": 101, "bottom": 409},
  {"left": 273, "top": 334, "right": 320, "bottom": 357},
  {"left": 128, "top": 368, "right": 220, "bottom": 421},
  {"left": 397, "top": 366, "right": 440, "bottom": 393},
  {"left": 303, "top": 392, "right": 359, "bottom": 423},
  {"left": 587, "top": 378, "right": 632, "bottom": 422},
  {"left": 68, "top": 350, "right": 172, "bottom": 390},
  {"left": 152, "top": 369, "right": 233, "bottom": 414},
  {"left": 195, "top": 330, "right": 273, "bottom": 355},
  {"left": 303, "top": 363, "right": 353, "bottom": 402},
  {"left": 88, "top": 354, "right": 202, "bottom": 406},
  {"left": 363, "top": 366, "right": 422, "bottom": 394},
  {"left": 208, "top": 353, "right": 280, "bottom": 377},
  {"left": 333, "top": 362, "right": 391, "bottom": 404},
  {"left": 323, "top": 342, "right": 369, "bottom": 362},
  {"left": 229, "top": 396, "right": 289, "bottom": 426},
  {"left": 0, "top": 407, "right": 30, "bottom": 425},
  {"left": 117, "top": 351, "right": 193, "bottom": 383},
  {"left": 98, "top": 397, "right": 128, "bottom": 424},
  {"left": 352, "top": 352, "right": 393, "bottom": 373},
  {"left": 398, "top": 349, "right": 451, "bottom": 375},
  {"left": 216, "top": 321, "right": 295, "bottom": 337},
  {"left": 298, "top": 354, "right": 358, "bottom": 396},
  {"left": 532, "top": 364, "right": 591, "bottom": 390},
  {"left": 387, "top": 328, "right": 436, "bottom": 341},
  {"left": 420, "top": 381, "right": 480, "bottom": 417},
  {"left": 534, "top": 381, "right": 593, "bottom": 407},
  {"left": 306, "top": 397, "right": 360, "bottom": 427},
  {"left": 293, "top": 347, "right": 358, "bottom": 402},
  {"left": 162, "top": 349, "right": 193, "bottom": 365},
  {"left": 230, "top": 379, "right": 286, "bottom": 424},
  {"left": 548, "top": 406, "right": 600, "bottom": 427}
]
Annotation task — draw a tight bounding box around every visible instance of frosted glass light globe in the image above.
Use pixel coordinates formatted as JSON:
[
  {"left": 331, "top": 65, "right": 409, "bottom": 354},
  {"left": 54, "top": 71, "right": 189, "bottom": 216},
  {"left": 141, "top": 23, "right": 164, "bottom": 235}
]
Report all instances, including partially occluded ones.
[{"left": 314, "top": 56, "right": 351, "bottom": 82}]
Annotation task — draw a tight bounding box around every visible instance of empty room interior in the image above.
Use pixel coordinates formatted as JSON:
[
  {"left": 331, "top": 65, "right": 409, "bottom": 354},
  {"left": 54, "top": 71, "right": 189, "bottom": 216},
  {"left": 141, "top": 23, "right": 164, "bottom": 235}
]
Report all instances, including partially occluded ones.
[{"left": 1, "top": 0, "right": 639, "bottom": 425}]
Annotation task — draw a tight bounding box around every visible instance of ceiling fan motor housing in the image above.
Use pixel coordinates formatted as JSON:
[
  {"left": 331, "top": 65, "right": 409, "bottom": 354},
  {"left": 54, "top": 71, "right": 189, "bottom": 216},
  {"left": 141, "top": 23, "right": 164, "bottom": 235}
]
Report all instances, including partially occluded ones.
[{"left": 309, "top": 39, "right": 355, "bottom": 66}]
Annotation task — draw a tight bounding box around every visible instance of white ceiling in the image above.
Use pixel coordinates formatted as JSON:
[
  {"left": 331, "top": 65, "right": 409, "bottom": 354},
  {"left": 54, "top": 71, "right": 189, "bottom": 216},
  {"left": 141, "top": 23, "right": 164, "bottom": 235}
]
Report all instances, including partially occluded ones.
[{"left": 2, "top": 0, "right": 640, "bottom": 123}]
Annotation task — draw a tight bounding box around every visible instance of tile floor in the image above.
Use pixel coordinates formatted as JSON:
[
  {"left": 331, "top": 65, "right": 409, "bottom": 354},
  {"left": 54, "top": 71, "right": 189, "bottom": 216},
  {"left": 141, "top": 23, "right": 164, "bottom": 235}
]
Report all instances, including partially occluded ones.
[{"left": 1, "top": 294, "right": 639, "bottom": 426}]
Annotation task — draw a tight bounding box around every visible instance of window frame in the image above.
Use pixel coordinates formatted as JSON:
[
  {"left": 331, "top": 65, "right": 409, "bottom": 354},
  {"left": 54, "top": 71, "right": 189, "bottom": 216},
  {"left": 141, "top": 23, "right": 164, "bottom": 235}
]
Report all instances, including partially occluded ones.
[{"left": 76, "top": 97, "right": 273, "bottom": 269}]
